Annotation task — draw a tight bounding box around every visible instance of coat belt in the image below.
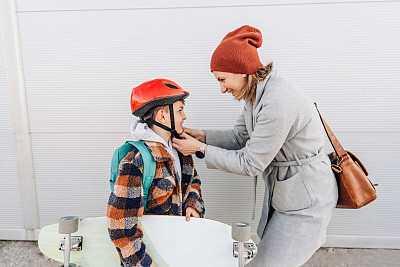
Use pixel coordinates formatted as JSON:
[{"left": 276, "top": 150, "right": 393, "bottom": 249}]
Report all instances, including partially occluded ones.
[
  {"left": 252, "top": 152, "right": 325, "bottom": 220},
  {"left": 270, "top": 152, "right": 325, "bottom": 167}
]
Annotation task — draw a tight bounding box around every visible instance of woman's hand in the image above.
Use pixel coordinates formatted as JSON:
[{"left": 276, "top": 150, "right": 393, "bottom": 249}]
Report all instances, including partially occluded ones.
[
  {"left": 150, "top": 263, "right": 158, "bottom": 267},
  {"left": 186, "top": 207, "right": 200, "bottom": 221},
  {"left": 172, "top": 132, "right": 203, "bottom": 156},
  {"left": 184, "top": 128, "right": 206, "bottom": 143}
]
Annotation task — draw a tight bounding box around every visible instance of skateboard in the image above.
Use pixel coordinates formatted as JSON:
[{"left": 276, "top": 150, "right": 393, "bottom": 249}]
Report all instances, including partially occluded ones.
[{"left": 38, "top": 215, "right": 257, "bottom": 267}]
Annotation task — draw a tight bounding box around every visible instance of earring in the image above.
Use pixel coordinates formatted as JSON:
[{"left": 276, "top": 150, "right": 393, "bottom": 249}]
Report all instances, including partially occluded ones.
[{"left": 243, "top": 75, "right": 246, "bottom": 77}]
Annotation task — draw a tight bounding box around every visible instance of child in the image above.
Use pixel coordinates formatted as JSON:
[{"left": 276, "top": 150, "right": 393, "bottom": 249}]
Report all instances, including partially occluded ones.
[{"left": 106, "top": 79, "right": 205, "bottom": 267}]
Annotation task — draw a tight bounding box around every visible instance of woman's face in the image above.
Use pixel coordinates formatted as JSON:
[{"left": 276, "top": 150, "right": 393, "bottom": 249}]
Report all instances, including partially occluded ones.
[{"left": 213, "top": 71, "right": 245, "bottom": 99}]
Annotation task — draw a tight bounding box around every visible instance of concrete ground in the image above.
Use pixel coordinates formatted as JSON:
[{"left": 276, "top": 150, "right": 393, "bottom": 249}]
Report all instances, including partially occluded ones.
[{"left": 0, "top": 240, "right": 399, "bottom": 266}]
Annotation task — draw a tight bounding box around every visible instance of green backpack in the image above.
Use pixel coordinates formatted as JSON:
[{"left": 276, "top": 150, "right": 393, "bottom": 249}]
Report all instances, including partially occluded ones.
[{"left": 110, "top": 141, "right": 156, "bottom": 213}]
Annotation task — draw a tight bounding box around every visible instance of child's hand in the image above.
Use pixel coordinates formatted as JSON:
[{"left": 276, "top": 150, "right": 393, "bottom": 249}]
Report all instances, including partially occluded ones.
[{"left": 186, "top": 207, "right": 200, "bottom": 221}]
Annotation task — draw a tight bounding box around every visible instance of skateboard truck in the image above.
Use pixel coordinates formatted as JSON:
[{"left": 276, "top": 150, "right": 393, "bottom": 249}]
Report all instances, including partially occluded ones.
[
  {"left": 233, "top": 242, "right": 257, "bottom": 260},
  {"left": 232, "top": 222, "right": 254, "bottom": 267},
  {"left": 58, "top": 216, "right": 79, "bottom": 267},
  {"left": 59, "top": 236, "right": 82, "bottom": 252}
]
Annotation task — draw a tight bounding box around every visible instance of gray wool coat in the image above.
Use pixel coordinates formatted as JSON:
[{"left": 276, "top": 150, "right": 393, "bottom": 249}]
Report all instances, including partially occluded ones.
[{"left": 204, "top": 69, "right": 338, "bottom": 267}]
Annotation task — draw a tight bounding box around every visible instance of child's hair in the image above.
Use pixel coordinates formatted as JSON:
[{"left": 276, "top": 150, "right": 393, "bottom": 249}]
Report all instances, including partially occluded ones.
[
  {"left": 147, "top": 99, "right": 185, "bottom": 127},
  {"left": 235, "top": 62, "right": 274, "bottom": 102}
]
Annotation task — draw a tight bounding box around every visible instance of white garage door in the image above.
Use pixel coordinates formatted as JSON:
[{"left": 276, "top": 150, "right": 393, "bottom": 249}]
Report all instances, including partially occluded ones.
[{"left": 0, "top": 0, "right": 398, "bottom": 248}]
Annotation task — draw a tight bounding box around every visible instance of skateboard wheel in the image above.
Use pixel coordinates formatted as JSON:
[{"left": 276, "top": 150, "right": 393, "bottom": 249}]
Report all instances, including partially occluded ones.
[
  {"left": 58, "top": 216, "right": 79, "bottom": 234},
  {"left": 232, "top": 222, "right": 250, "bottom": 242}
]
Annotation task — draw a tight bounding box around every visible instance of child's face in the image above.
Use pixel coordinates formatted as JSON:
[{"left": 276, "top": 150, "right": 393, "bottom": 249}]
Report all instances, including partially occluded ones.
[{"left": 168, "top": 100, "right": 187, "bottom": 135}]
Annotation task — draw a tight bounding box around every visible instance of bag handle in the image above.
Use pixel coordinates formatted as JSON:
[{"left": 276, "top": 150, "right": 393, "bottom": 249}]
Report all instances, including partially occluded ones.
[{"left": 314, "top": 103, "right": 347, "bottom": 158}]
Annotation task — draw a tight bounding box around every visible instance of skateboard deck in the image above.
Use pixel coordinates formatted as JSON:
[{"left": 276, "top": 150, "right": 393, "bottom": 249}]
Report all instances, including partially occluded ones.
[{"left": 38, "top": 215, "right": 255, "bottom": 267}]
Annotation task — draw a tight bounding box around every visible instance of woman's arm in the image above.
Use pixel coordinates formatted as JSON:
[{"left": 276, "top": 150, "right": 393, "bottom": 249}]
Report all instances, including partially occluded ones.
[
  {"left": 204, "top": 108, "right": 250, "bottom": 150},
  {"left": 205, "top": 104, "right": 293, "bottom": 177},
  {"left": 173, "top": 107, "right": 250, "bottom": 155}
]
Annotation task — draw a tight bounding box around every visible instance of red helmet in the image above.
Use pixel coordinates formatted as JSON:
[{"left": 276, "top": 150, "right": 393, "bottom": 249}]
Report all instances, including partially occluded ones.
[{"left": 131, "top": 79, "right": 189, "bottom": 118}]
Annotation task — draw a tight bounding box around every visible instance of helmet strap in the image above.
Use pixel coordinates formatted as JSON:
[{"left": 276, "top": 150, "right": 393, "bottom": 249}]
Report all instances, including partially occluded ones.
[
  {"left": 145, "top": 104, "right": 180, "bottom": 139},
  {"left": 168, "top": 104, "right": 179, "bottom": 138}
]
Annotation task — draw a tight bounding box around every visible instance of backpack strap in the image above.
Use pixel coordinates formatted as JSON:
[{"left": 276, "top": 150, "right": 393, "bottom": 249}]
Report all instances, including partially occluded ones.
[
  {"left": 110, "top": 142, "right": 134, "bottom": 191},
  {"left": 127, "top": 141, "right": 156, "bottom": 213}
]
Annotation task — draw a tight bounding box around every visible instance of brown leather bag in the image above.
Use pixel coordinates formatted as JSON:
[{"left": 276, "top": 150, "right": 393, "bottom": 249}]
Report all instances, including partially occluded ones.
[{"left": 315, "top": 104, "right": 377, "bottom": 209}]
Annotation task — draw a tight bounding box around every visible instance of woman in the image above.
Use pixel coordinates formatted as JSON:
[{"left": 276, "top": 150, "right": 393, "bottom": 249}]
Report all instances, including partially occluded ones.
[{"left": 172, "top": 25, "right": 338, "bottom": 266}]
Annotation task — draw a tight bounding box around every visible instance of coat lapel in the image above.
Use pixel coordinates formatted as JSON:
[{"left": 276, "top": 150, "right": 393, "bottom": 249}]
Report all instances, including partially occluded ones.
[
  {"left": 244, "top": 101, "right": 254, "bottom": 134},
  {"left": 251, "top": 70, "right": 275, "bottom": 129}
]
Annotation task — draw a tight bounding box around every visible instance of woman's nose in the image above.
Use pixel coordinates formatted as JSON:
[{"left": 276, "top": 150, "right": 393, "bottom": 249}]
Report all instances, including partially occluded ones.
[{"left": 220, "top": 85, "right": 227, "bottom": 93}]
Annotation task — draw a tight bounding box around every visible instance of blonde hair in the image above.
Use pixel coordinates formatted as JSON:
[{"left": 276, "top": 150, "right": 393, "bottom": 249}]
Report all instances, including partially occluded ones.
[{"left": 235, "top": 62, "right": 274, "bottom": 102}]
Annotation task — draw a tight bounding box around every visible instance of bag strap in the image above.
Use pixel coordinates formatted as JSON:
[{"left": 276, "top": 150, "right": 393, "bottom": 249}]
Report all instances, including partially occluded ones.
[
  {"left": 110, "top": 142, "right": 135, "bottom": 191},
  {"left": 127, "top": 141, "right": 156, "bottom": 213},
  {"left": 314, "top": 103, "right": 347, "bottom": 158}
]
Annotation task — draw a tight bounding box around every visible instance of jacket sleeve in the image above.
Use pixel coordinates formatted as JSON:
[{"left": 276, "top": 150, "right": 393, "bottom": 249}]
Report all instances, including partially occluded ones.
[
  {"left": 204, "top": 102, "right": 294, "bottom": 177},
  {"left": 204, "top": 107, "right": 250, "bottom": 150},
  {"left": 183, "top": 167, "right": 205, "bottom": 217},
  {"left": 106, "top": 150, "right": 153, "bottom": 267}
]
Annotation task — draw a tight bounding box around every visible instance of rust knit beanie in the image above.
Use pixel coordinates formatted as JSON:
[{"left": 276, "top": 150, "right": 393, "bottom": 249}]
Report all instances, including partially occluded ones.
[{"left": 210, "top": 25, "right": 263, "bottom": 74}]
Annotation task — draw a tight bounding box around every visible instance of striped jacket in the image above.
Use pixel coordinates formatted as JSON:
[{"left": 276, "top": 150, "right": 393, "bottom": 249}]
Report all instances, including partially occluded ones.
[{"left": 106, "top": 140, "right": 205, "bottom": 266}]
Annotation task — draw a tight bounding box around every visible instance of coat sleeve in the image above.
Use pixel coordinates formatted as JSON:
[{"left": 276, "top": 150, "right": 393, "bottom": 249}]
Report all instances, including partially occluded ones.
[
  {"left": 204, "top": 102, "right": 294, "bottom": 177},
  {"left": 106, "top": 150, "right": 153, "bottom": 267},
  {"left": 204, "top": 107, "right": 250, "bottom": 150},
  {"left": 183, "top": 167, "right": 205, "bottom": 217}
]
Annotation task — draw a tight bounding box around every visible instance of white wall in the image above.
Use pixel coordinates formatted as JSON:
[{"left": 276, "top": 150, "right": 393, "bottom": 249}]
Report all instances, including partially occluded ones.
[
  {"left": 1, "top": 0, "right": 399, "bottom": 248},
  {"left": 0, "top": 11, "right": 25, "bottom": 232}
]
